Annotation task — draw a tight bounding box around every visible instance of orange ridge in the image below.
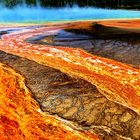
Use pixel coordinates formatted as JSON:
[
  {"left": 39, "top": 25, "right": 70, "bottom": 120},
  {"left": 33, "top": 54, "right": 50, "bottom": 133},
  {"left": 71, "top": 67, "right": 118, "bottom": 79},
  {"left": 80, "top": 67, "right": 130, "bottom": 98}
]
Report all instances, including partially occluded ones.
[
  {"left": 0, "top": 24, "right": 140, "bottom": 116},
  {"left": 0, "top": 62, "right": 99, "bottom": 140}
]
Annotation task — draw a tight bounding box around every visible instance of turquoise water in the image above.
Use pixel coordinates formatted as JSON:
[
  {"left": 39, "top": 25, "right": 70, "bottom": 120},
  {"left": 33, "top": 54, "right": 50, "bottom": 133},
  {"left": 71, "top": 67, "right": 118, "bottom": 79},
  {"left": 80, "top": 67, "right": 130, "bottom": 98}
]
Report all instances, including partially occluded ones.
[{"left": 0, "top": 6, "right": 140, "bottom": 23}]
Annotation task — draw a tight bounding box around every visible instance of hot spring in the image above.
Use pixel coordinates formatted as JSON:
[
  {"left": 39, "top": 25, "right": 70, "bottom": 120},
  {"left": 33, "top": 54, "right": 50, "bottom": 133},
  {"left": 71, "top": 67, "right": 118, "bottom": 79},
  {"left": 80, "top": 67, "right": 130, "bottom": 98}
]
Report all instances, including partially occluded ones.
[{"left": 0, "top": 4, "right": 140, "bottom": 23}]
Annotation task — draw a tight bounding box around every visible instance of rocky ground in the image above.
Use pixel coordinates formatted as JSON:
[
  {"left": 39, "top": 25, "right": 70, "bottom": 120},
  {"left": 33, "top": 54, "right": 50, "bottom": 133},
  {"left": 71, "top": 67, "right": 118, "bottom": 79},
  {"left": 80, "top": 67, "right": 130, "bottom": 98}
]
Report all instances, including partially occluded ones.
[
  {"left": 0, "top": 20, "right": 140, "bottom": 140},
  {"left": 0, "top": 50, "right": 140, "bottom": 140},
  {"left": 26, "top": 22, "right": 140, "bottom": 67}
]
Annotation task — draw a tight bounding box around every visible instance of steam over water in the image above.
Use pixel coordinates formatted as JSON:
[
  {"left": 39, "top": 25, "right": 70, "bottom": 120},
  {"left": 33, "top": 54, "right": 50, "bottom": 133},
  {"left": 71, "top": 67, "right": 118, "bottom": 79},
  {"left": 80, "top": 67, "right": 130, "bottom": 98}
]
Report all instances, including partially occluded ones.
[{"left": 0, "top": 4, "right": 140, "bottom": 23}]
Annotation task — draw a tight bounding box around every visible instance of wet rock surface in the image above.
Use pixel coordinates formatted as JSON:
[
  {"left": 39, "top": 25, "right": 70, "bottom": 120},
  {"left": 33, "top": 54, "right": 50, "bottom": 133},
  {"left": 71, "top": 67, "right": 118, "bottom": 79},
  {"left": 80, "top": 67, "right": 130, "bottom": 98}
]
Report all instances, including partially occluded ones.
[
  {"left": 0, "top": 22, "right": 140, "bottom": 139},
  {"left": 42, "top": 33, "right": 140, "bottom": 66},
  {"left": 26, "top": 23, "right": 140, "bottom": 66},
  {"left": 0, "top": 50, "right": 140, "bottom": 140}
]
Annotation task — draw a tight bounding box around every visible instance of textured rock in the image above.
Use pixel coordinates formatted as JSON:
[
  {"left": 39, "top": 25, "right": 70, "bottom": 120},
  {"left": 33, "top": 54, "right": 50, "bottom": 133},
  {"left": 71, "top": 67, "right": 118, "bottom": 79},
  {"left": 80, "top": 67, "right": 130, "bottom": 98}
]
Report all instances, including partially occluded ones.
[
  {"left": 29, "top": 25, "right": 140, "bottom": 66},
  {"left": 0, "top": 62, "right": 97, "bottom": 140},
  {"left": 0, "top": 21, "right": 140, "bottom": 139},
  {"left": 0, "top": 51, "right": 140, "bottom": 140}
]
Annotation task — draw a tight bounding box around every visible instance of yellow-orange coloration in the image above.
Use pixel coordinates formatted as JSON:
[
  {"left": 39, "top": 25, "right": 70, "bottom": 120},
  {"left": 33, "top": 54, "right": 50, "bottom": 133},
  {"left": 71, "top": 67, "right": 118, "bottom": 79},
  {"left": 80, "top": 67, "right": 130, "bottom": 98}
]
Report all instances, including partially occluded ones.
[
  {"left": 65, "top": 19, "right": 140, "bottom": 29},
  {"left": 98, "top": 19, "right": 140, "bottom": 29},
  {"left": 0, "top": 21, "right": 140, "bottom": 115},
  {"left": 0, "top": 62, "right": 99, "bottom": 140}
]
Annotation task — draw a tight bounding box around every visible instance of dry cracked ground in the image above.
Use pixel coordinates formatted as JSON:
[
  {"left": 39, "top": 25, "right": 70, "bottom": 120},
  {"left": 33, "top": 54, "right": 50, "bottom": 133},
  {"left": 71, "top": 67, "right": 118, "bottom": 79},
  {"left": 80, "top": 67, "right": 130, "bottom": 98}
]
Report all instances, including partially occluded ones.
[{"left": 0, "top": 22, "right": 140, "bottom": 140}]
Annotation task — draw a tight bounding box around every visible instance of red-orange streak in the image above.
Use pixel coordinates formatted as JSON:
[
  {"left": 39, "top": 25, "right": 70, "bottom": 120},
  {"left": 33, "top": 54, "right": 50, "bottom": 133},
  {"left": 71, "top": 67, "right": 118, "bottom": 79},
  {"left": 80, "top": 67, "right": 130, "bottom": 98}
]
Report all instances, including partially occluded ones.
[
  {"left": 0, "top": 62, "right": 99, "bottom": 140},
  {"left": 0, "top": 23, "right": 140, "bottom": 116}
]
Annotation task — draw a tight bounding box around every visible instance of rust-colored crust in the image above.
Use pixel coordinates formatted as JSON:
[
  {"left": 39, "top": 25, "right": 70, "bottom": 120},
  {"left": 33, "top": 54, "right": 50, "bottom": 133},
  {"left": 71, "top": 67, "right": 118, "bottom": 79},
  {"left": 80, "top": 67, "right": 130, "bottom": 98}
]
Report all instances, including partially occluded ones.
[
  {"left": 0, "top": 62, "right": 98, "bottom": 140},
  {"left": 0, "top": 21, "right": 139, "bottom": 115}
]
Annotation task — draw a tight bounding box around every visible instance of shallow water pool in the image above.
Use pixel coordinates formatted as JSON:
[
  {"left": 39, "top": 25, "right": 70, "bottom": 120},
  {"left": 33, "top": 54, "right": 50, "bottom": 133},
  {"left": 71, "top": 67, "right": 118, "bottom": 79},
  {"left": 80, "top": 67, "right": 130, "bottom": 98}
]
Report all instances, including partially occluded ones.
[{"left": 0, "top": 6, "right": 140, "bottom": 23}]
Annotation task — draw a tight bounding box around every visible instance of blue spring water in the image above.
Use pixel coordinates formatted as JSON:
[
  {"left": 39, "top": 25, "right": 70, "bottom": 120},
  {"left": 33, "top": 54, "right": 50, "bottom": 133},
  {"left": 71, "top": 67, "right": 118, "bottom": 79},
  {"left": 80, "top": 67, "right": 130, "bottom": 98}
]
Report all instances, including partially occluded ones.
[{"left": 0, "top": 5, "right": 140, "bottom": 23}]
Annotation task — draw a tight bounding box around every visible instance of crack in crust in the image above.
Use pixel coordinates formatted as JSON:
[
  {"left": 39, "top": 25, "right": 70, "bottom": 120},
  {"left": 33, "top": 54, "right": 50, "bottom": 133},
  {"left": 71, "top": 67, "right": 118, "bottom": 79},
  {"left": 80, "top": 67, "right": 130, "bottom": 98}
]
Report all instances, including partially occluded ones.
[{"left": 0, "top": 51, "right": 140, "bottom": 140}]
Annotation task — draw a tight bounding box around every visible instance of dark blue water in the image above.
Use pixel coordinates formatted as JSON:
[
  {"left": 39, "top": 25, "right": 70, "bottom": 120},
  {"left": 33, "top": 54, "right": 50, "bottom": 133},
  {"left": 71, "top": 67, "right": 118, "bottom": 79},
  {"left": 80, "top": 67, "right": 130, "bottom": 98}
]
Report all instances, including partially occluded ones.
[{"left": 0, "top": 5, "right": 140, "bottom": 23}]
